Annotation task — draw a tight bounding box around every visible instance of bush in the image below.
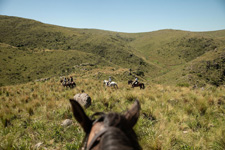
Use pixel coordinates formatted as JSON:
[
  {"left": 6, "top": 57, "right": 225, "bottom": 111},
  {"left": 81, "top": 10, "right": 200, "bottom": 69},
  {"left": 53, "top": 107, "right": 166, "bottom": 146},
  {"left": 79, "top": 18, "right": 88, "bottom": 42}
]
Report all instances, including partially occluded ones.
[
  {"left": 177, "top": 83, "right": 190, "bottom": 87},
  {"left": 136, "top": 70, "right": 145, "bottom": 76}
]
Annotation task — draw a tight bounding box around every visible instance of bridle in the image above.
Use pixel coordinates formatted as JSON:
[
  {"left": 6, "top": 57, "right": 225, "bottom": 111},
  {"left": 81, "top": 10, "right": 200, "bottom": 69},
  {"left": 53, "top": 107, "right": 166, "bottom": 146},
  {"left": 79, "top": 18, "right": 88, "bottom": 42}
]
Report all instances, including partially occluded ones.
[{"left": 82, "top": 113, "right": 108, "bottom": 150}]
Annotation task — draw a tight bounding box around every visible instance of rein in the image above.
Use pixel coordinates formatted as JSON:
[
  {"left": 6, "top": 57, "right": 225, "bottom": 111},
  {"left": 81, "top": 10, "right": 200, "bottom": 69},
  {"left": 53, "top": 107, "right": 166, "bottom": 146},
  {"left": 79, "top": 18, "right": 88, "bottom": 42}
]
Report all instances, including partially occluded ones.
[
  {"left": 82, "top": 113, "right": 107, "bottom": 150},
  {"left": 86, "top": 127, "right": 108, "bottom": 150}
]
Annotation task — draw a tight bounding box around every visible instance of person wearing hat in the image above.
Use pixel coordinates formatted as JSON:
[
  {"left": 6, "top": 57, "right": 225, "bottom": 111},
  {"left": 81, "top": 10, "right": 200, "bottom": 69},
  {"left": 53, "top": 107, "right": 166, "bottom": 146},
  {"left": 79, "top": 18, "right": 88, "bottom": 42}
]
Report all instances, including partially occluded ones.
[
  {"left": 108, "top": 76, "right": 112, "bottom": 86},
  {"left": 133, "top": 77, "right": 138, "bottom": 86},
  {"left": 64, "top": 77, "right": 67, "bottom": 84},
  {"left": 70, "top": 76, "right": 74, "bottom": 83}
]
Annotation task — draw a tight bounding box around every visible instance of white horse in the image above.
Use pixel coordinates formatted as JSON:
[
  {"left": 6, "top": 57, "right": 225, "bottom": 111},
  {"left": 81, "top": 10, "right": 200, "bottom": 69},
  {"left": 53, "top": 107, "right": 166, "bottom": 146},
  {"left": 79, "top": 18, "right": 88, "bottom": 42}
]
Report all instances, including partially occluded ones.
[
  {"left": 103, "top": 80, "right": 118, "bottom": 88},
  {"left": 109, "top": 81, "right": 118, "bottom": 88}
]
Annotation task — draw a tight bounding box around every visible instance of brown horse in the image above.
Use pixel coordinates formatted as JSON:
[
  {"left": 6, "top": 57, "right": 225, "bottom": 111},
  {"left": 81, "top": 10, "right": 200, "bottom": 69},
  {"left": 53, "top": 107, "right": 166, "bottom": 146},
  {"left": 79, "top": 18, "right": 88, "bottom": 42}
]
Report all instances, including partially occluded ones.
[
  {"left": 69, "top": 99, "right": 142, "bottom": 150},
  {"left": 128, "top": 80, "right": 145, "bottom": 89}
]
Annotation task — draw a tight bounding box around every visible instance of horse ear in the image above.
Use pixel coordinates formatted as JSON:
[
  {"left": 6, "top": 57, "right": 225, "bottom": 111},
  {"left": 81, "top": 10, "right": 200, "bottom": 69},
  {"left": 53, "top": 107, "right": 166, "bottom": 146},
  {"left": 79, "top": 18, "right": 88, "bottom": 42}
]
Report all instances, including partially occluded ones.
[
  {"left": 124, "top": 100, "right": 141, "bottom": 128},
  {"left": 69, "top": 99, "right": 92, "bottom": 133}
]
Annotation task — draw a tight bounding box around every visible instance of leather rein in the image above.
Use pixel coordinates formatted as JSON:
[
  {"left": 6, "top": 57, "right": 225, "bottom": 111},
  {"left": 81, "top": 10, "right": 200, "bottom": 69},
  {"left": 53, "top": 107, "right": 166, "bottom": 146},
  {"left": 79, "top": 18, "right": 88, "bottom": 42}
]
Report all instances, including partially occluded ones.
[
  {"left": 86, "top": 127, "right": 108, "bottom": 150},
  {"left": 83, "top": 114, "right": 108, "bottom": 150}
]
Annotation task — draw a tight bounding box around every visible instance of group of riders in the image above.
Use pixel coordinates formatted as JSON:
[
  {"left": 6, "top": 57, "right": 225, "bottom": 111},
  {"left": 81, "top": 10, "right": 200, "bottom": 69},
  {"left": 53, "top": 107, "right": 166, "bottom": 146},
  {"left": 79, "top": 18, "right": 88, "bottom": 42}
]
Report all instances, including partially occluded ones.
[
  {"left": 63, "top": 76, "right": 74, "bottom": 84},
  {"left": 61, "top": 76, "right": 75, "bottom": 85},
  {"left": 60, "top": 76, "right": 76, "bottom": 88},
  {"left": 61, "top": 75, "right": 140, "bottom": 88}
]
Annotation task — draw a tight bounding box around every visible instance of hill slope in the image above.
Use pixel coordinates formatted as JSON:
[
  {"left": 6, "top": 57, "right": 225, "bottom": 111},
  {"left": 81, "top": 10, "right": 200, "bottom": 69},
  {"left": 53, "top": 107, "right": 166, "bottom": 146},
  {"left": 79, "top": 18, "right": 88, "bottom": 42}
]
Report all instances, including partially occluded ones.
[
  {"left": 0, "top": 15, "right": 157, "bottom": 86},
  {"left": 128, "top": 29, "right": 225, "bottom": 85},
  {"left": 0, "top": 15, "right": 224, "bottom": 86}
]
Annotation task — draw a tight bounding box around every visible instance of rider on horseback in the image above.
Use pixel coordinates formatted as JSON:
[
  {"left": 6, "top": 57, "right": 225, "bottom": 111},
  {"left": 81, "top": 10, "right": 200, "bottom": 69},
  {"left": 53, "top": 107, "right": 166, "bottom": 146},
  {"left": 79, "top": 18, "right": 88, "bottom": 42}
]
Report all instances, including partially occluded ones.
[
  {"left": 64, "top": 77, "right": 67, "bottom": 84},
  {"left": 132, "top": 77, "right": 138, "bottom": 86},
  {"left": 70, "top": 76, "right": 73, "bottom": 84},
  {"left": 108, "top": 76, "right": 112, "bottom": 86}
]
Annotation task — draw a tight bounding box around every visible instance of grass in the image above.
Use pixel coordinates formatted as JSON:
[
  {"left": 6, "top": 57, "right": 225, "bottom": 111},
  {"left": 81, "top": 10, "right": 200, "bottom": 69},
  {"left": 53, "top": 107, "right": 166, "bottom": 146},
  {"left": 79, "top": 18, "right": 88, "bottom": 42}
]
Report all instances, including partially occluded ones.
[{"left": 0, "top": 76, "right": 224, "bottom": 149}]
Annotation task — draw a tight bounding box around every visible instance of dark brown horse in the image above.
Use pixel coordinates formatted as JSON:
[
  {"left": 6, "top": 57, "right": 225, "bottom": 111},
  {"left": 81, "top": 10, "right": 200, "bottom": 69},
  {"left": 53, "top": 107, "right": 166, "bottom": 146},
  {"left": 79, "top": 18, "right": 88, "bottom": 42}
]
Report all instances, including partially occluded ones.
[
  {"left": 69, "top": 99, "right": 142, "bottom": 150},
  {"left": 132, "top": 83, "right": 145, "bottom": 89},
  {"left": 128, "top": 80, "right": 145, "bottom": 89}
]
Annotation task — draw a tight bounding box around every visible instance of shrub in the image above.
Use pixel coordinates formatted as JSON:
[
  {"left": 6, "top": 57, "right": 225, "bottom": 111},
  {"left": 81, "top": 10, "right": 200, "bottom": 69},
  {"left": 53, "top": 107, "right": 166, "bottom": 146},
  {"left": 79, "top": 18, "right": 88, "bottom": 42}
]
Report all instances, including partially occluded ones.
[{"left": 177, "top": 83, "right": 190, "bottom": 87}]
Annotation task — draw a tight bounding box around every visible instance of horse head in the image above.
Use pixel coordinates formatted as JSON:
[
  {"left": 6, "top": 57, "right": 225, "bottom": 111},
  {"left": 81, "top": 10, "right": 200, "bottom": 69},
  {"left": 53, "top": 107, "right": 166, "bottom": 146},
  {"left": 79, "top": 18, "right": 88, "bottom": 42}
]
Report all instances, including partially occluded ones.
[
  {"left": 103, "top": 80, "right": 108, "bottom": 86},
  {"left": 69, "top": 99, "right": 141, "bottom": 150},
  {"left": 128, "top": 80, "right": 133, "bottom": 85}
]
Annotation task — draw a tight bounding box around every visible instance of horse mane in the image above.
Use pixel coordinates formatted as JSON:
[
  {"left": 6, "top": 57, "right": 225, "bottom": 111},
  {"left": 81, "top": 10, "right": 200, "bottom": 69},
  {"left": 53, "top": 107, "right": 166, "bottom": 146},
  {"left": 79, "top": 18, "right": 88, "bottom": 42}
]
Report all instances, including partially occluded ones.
[{"left": 93, "top": 112, "right": 142, "bottom": 150}]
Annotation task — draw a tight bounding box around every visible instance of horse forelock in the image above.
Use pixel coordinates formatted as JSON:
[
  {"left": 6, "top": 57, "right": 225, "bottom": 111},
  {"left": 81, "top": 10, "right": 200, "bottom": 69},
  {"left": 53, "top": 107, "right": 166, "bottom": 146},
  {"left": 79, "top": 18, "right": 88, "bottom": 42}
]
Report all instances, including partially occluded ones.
[
  {"left": 102, "top": 113, "right": 141, "bottom": 150},
  {"left": 100, "top": 127, "right": 140, "bottom": 150},
  {"left": 83, "top": 112, "right": 141, "bottom": 150}
]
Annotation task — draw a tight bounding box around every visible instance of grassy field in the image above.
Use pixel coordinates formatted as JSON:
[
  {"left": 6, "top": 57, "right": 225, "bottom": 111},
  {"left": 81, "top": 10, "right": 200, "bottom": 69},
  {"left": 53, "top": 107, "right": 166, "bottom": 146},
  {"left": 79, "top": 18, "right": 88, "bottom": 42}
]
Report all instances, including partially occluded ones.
[{"left": 0, "top": 76, "right": 224, "bottom": 150}]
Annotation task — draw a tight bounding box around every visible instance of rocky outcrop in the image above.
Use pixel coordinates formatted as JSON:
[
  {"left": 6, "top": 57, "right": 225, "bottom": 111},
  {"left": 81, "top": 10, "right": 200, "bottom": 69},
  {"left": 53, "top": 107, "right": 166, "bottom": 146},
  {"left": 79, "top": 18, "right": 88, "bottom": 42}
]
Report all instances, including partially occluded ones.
[{"left": 73, "top": 93, "right": 91, "bottom": 108}]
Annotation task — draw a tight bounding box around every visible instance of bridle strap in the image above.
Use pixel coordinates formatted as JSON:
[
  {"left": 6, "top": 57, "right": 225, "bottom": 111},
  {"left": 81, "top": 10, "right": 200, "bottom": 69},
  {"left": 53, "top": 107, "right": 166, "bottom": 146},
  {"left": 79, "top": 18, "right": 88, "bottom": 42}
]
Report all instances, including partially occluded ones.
[{"left": 86, "top": 128, "right": 108, "bottom": 150}]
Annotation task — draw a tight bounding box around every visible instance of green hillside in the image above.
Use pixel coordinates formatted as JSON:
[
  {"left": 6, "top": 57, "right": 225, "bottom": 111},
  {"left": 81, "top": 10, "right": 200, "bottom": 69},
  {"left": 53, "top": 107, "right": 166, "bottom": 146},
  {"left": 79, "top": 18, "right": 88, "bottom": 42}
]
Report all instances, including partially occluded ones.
[
  {"left": 0, "top": 15, "right": 224, "bottom": 86},
  {"left": 0, "top": 15, "right": 157, "bottom": 86},
  {"left": 128, "top": 30, "right": 225, "bottom": 86},
  {"left": 0, "top": 43, "right": 111, "bottom": 86},
  {"left": 128, "top": 30, "right": 225, "bottom": 85}
]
